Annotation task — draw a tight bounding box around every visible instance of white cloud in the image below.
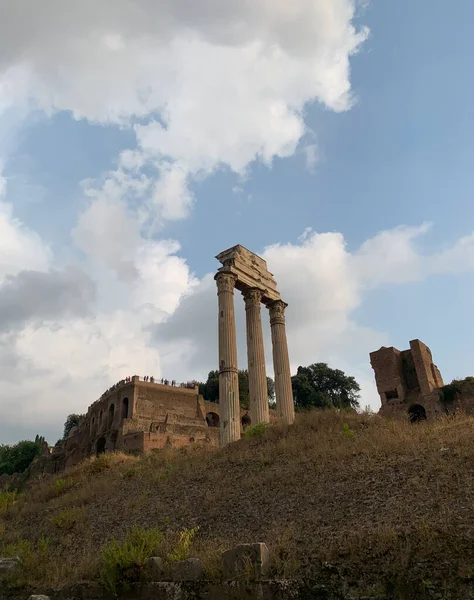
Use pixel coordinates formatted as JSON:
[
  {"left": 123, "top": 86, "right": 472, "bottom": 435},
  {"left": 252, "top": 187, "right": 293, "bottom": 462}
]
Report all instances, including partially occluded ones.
[
  {"left": 0, "top": 201, "right": 51, "bottom": 283},
  {"left": 0, "top": 0, "right": 368, "bottom": 230}
]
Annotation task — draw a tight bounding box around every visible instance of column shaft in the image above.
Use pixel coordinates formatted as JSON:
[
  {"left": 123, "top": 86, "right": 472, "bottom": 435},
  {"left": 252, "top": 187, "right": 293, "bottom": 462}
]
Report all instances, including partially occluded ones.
[
  {"left": 244, "top": 289, "right": 269, "bottom": 425},
  {"left": 216, "top": 273, "right": 240, "bottom": 445},
  {"left": 269, "top": 300, "right": 295, "bottom": 424}
]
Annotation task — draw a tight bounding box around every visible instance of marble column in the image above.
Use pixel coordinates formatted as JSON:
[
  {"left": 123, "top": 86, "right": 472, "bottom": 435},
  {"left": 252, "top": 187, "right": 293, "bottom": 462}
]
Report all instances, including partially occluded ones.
[
  {"left": 268, "top": 300, "right": 295, "bottom": 425},
  {"left": 215, "top": 272, "right": 241, "bottom": 445},
  {"left": 244, "top": 288, "right": 269, "bottom": 426}
]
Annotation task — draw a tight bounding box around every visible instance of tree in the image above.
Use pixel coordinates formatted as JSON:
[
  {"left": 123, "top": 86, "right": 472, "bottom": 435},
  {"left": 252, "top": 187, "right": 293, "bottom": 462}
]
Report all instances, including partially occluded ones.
[
  {"left": 0, "top": 439, "right": 42, "bottom": 476},
  {"left": 198, "top": 369, "right": 275, "bottom": 409},
  {"left": 63, "top": 414, "right": 83, "bottom": 440},
  {"left": 291, "top": 363, "right": 360, "bottom": 411}
]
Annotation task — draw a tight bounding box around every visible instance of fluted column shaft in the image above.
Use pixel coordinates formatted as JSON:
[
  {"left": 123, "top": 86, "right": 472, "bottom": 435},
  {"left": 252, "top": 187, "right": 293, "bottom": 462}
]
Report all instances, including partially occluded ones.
[
  {"left": 216, "top": 272, "right": 240, "bottom": 445},
  {"left": 244, "top": 288, "right": 269, "bottom": 426},
  {"left": 269, "top": 300, "right": 295, "bottom": 425}
]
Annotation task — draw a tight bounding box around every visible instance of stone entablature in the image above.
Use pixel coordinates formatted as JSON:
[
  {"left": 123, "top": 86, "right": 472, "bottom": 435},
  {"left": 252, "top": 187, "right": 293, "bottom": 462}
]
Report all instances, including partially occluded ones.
[{"left": 215, "top": 245, "right": 295, "bottom": 446}]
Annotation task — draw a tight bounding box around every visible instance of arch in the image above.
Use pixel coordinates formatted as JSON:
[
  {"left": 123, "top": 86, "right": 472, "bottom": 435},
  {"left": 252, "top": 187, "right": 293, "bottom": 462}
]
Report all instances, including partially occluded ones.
[
  {"left": 96, "top": 437, "right": 106, "bottom": 455},
  {"left": 409, "top": 404, "right": 427, "bottom": 423},
  {"left": 108, "top": 404, "right": 115, "bottom": 429},
  {"left": 241, "top": 413, "right": 251, "bottom": 430},
  {"left": 122, "top": 397, "right": 129, "bottom": 419},
  {"left": 206, "top": 412, "right": 220, "bottom": 427}
]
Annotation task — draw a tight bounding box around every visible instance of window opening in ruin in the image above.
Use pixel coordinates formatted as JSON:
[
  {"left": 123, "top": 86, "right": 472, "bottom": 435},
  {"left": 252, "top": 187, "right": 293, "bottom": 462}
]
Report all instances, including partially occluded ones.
[
  {"left": 108, "top": 404, "right": 115, "bottom": 429},
  {"left": 96, "top": 437, "right": 106, "bottom": 455},
  {"left": 206, "top": 412, "right": 220, "bottom": 427},
  {"left": 408, "top": 404, "right": 427, "bottom": 424},
  {"left": 122, "top": 397, "right": 129, "bottom": 419},
  {"left": 241, "top": 413, "right": 251, "bottom": 429},
  {"left": 385, "top": 389, "right": 399, "bottom": 401}
]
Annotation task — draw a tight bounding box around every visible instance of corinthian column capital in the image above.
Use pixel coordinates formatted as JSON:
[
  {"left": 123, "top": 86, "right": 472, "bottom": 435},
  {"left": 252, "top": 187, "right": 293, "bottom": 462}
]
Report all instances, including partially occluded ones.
[
  {"left": 268, "top": 299, "right": 288, "bottom": 325},
  {"left": 215, "top": 272, "right": 237, "bottom": 294},
  {"left": 243, "top": 288, "right": 264, "bottom": 309}
]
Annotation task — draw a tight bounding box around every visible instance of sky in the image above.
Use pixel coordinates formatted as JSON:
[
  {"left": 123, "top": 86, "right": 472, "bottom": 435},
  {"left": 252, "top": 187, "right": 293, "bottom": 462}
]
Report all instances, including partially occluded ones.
[{"left": 1, "top": 0, "right": 474, "bottom": 444}]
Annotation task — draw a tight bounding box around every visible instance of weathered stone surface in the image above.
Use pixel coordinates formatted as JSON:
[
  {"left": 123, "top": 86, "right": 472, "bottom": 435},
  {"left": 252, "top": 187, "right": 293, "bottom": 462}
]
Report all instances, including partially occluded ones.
[
  {"left": 172, "top": 558, "right": 203, "bottom": 581},
  {"left": 0, "top": 556, "right": 20, "bottom": 570},
  {"left": 143, "top": 556, "right": 164, "bottom": 581},
  {"left": 222, "top": 543, "right": 270, "bottom": 580},
  {"left": 28, "top": 595, "right": 51, "bottom": 600}
]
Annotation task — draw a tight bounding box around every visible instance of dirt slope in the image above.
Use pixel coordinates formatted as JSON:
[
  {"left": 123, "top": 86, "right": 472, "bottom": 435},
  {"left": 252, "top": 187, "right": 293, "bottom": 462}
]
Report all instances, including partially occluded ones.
[{"left": 1, "top": 410, "right": 474, "bottom": 597}]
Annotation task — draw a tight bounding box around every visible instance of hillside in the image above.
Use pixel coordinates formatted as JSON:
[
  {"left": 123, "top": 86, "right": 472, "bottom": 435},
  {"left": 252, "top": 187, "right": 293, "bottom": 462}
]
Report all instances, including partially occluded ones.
[{"left": 1, "top": 410, "right": 474, "bottom": 598}]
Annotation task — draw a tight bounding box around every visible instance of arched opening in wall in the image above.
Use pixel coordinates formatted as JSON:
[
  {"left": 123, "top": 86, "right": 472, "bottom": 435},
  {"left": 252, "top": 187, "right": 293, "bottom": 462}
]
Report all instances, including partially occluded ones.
[
  {"left": 409, "top": 404, "right": 427, "bottom": 424},
  {"left": 108, "top": 404, "right": 115, "bottom": 429},
  {"left": 206, "top": 412, "right": 220, "bottom": 427},
  {"left": 122, "top": 397, "right": 129, "bottom": 419},
  {"left": 110, "top": 432, "right": 118, "bottom": 451},
  {"left": 241, "top": 413, "right": 251, "bottom": 430},
  {"left": 96, "top": 437, "right": 106, "bottom": 455}
]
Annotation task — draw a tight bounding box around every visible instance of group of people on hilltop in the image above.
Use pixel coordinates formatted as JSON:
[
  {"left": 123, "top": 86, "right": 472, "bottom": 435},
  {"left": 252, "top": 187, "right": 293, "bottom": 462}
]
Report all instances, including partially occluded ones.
[
  {"left": 142, "top": 376, "right": 195, "bottom": 389},
  {"left": 98, "top": 375, "right": 197, "bottom": 401}
]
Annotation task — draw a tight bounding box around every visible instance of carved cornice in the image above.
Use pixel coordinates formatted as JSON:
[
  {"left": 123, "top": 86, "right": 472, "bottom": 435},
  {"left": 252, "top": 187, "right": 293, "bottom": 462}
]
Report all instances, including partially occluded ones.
[
  {"left": 243, "top": 288, "right": 264, "bottom": 309},
  {"left": 215, "top": 272, "right": 237, "bottom": 293},
  {"left": 268, "top": 299, "right": 288, "bottom": 325}
]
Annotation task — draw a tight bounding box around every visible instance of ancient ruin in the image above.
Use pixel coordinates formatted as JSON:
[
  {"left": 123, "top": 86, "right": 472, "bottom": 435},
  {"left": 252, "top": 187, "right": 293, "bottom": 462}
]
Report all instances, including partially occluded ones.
[
  {"left": 370, "top": 338, "right": 474, "bottom": 422},
  {"left": 45, "top": 245, "right": 293, "bottom": 471},
  {"left": 49, "top": 377, "right": 228, "bottom": 472},
  {"left": 215, "top": 245, "right": 295, "bottom": 445}
]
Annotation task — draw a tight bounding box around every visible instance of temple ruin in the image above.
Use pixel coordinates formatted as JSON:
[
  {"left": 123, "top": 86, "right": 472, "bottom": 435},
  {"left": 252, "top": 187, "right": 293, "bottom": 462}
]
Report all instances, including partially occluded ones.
[
  {"left": 215, "top": 245, "right": 295, "bottom": 445},
  {"left": 45, "top": 245, "right": 293, "bottom": 472}
]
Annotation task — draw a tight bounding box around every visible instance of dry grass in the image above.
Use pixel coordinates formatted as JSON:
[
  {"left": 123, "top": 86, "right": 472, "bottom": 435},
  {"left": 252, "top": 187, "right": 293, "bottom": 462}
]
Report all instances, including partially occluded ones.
[{"left": 1, "top": 410, "right": 474, "bottom": 595}]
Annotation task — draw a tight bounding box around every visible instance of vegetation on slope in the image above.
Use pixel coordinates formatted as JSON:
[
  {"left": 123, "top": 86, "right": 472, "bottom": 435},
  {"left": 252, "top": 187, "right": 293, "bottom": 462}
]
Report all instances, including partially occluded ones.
[
  {"left": 1, "top": 410, "right": 474, "bottom": 597},
  {"left": 0, "top": 437, "right": 44, "bottom": 477}
]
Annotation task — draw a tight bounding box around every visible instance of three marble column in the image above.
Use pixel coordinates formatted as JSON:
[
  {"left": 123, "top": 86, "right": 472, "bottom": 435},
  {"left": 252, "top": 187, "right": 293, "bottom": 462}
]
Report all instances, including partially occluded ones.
[{"left": 216, "top": 273, "right": 295, "bottom": 445}]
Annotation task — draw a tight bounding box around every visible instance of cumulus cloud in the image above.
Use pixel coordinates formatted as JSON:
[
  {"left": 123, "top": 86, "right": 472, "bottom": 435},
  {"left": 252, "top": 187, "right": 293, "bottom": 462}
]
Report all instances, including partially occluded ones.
[
  {"left": 0, "top": 201, "right": 51, "bottom": 283},
  {"left": 0, "top": 0, "right": 368, "bottom": 230},
  {"left": 0, "top": 267, "right": 96, "bottom": 332}
]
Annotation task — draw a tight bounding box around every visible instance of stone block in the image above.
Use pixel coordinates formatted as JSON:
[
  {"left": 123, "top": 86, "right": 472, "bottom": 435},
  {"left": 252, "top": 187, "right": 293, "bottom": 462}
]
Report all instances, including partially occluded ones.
[
  {"left": 28, "top": 596, "right": 51, "bottom": 600},
  {"left": 0, "top": 556, "right": 20, "bottom": 571},
  {"left": 172, "top": 558, "right": 202, "bottom": 581},
  {"left": 143, "top": 556, "right": 164, "bottom": 581},
  {"left": 221, "top": 543, "right": 269, "bottom": 580}
]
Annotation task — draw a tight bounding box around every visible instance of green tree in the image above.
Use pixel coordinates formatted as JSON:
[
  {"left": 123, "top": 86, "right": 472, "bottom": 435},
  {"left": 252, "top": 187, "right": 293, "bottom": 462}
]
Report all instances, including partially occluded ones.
[
  {"left": 291, "top": 363, "right": 360, "bottom": 411},
  {"left": 0, "top": 439, "right": 42, "bottom": 476},
  {"left": 199, "top": 370, "right": 274, "bottom": 409},
  {"left": 63, "top": 414, "right": 83, "bottom": 440}
]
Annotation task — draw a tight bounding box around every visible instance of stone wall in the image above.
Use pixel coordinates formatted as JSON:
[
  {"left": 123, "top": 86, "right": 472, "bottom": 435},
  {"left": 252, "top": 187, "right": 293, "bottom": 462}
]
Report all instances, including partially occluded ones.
[
  {"left": 370, "top": 339, "right": 474, "bottom": 423},
  {"left": 44, "top": 379, "right": 226, "bottom": 473}
]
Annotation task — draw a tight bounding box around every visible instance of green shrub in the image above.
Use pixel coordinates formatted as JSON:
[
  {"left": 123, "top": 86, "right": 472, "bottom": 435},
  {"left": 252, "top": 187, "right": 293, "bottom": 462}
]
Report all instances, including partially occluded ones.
[
  {"left": 52, "top": 507, "right": 84, "bottom": 530},
  {"left": 100, "top": 524, "right": 163, "bottom": 593},
  {"left": 342, "top": 423, "right": 354, "bottom": 438},
  {"left": 0, "top": 537, "right": 50, "bottom": 587},
  {"left": 0, "top": 487, "right": 17, "bottom": 515},
  {"left": 168, "top": 527, "right": 199, "bottom": 562},
  {"left": 244, "top": 423, "right": 269, "bottom": 438}
]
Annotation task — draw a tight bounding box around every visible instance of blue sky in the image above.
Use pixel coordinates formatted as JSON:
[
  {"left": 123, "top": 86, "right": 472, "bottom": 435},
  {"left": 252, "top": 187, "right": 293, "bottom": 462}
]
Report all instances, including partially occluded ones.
[{"left": 1, "top": 0, "right": 474, "bottom": 443}]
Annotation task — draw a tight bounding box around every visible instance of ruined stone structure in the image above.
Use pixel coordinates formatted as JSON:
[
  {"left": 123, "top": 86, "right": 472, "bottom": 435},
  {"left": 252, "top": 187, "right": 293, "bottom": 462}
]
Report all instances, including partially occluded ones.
[
  {"left": 370, "top": 339, "right": 474, "bottom": 422},
  {"left": 215, "top": 245, "right": 295, "bottom": 445},
  {"left": 50, "top": 377, "right": 240, "bottom": 472}
]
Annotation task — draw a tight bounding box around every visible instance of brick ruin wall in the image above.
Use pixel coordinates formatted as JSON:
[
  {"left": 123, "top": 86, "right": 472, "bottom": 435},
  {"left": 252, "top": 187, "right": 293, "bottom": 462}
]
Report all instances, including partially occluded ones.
[
  {"left": 45, "top": 379, "right": 244, "bottom": 473},
  {"left": 370, "top": 339, "right": 474, "bottom": 422}
]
